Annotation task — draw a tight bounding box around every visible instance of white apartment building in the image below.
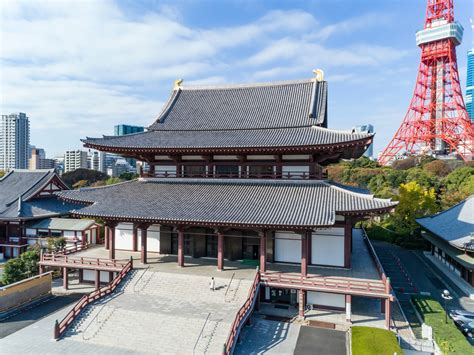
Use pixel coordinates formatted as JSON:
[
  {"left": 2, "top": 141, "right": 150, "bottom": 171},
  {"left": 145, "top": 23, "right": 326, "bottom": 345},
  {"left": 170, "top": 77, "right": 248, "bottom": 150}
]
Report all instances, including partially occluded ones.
[
  {"left": 0, "top": 112, "right": 30, "bottom": 170},
  {"left": 64, "top": 150, "right": 88, "bottom": 173}
]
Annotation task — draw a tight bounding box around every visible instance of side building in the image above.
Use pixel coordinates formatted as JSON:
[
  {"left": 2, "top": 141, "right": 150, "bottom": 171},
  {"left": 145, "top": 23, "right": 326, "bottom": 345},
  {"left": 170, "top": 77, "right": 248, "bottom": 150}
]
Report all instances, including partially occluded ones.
[
  {"left": 0, "top": 112, "right": 30, "bottom": 170},
  {"left": 0, "top": 170, "right": 99, "bottom": 258},
  {"left": 417, "top": 195, "right": 474, "bottom": 292}
]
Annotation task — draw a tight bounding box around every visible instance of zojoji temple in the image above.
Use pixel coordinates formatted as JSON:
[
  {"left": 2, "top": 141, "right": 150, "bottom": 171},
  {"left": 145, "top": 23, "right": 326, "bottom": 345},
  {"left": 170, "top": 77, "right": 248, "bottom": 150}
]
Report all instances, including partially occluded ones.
[{"left": 57, "top": 72, "right": 397, "bottom": 328}]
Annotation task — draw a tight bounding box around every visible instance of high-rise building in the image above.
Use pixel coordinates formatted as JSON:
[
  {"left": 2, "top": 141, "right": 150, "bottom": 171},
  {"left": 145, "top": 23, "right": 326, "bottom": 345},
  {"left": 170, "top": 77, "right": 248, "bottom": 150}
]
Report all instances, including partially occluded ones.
[
  {"left": 467, "top": 48, "right": 474, "bottom": 123},
  {"left": 114, "top": 124, "right": 144, "bottom": 136},
  {"left": 352, "top": 124, "right": 374, "bottom": 158},
  {"left": 64, "top": 150, "right": 88, "bottom": 173},
  {"left": 88, "top": 151, "right": 101, "bottom": 171},
  {"left": 114, "top": 124, "right": 144, "bottom": 170},
  {"left": 29, "top": 146, "right": 55, "bottom": 170},
  {"left": 0, "top": 112, "right": 30, "bottom": 170}
]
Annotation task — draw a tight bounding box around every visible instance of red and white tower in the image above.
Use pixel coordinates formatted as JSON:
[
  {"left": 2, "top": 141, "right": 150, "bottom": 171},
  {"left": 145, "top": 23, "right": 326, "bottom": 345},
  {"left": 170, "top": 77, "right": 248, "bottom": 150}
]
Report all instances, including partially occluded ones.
[{"left": 379, "top": 0, "right": 474, "bottom": 165}]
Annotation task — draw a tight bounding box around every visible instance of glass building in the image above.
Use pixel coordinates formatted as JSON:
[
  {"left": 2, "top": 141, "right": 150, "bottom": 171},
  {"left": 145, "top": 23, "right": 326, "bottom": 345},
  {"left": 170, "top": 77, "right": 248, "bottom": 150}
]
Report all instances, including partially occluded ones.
[
  {"left": 467, "top": 49, "right": 474, "bottom": 123},
  {"left": 114, "top": 124, "right": 144, "bottom": 136}
]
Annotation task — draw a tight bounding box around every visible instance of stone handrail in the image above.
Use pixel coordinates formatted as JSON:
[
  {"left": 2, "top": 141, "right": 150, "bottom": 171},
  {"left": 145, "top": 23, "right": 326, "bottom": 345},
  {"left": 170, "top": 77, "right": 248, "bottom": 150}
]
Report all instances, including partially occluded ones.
[
  {"left": 361, "top": 227, "right": 390, "bottom": 292},
  {"left": 53, "top": 257, "right": 133, "bottom": 340},
  {"left": 223, "top": 269, "right": 260, "bottom": 355}
]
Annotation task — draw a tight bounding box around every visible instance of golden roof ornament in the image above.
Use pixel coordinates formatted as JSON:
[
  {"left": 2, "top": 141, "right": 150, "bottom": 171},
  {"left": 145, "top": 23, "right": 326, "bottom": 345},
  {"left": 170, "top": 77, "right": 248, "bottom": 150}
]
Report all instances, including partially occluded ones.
[
  {"left": 312, "top": 69, "right": 324, "bottom": 82},
  {"left": 174, "top": 78, "right": 183, "bottom": 90}
]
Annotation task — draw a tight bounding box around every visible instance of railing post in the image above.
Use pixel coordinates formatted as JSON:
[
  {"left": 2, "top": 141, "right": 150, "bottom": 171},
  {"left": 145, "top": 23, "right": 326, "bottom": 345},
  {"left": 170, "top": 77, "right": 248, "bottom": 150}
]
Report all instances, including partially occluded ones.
[{"left": 54, "top": 320, "right": 60, "bottom": 340}]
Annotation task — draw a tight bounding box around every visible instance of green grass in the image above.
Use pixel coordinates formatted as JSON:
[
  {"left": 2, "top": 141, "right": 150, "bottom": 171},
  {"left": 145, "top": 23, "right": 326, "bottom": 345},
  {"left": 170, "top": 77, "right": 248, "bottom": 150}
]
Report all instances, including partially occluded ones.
[
  {"left": 411, "top": 295, "right": 472, "bottom": 354},
  {"left": 352, "top": 326, "right": 402, "bottom": 355}
]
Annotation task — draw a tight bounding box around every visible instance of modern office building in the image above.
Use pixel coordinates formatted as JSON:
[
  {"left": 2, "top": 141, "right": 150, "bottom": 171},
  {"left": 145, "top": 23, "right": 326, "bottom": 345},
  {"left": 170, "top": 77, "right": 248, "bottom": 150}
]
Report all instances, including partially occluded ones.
[
  {"left": 64, "top": 150, "right": 88, "bottom": 173},
  {"left": 0, "top": 112, "right": 30, "bottom": 170},
  {"left": 467, "top": 49, "right": 474, "bottom": 122},
  {"left": 114, "top": 124, "right": 145, "bottom": 169},
  {"left": 29, "top": 147, "right": 55, "bottom": 170},
  {"left": 114, "top": 124, "right": 145, "bottom": 136},
  {"left": 352, "top": 124, "right": 374, "bottom": 158},
  {"left": 88, "top": 151, "right": 100, "bottom": 171}
]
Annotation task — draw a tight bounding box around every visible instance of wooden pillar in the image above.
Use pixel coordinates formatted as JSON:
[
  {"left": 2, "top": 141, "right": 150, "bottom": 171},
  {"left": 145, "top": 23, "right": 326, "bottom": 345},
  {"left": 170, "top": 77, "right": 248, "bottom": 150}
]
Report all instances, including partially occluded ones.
[
  {"left": 63, "top": 267, "right": 68, "bottom": 290},
  {"left": 148, "top": 163, "right": 155, "bottom": 177},
  {"left": 345, "top": 295, "right": 352, "bottom": 322},
  {"left": 141, "top": 225, "right": 148, "bottom": 264},
  {"left": 385, "top": 299, "right": 391, "bottom": 330},
  {"left": 104, "top": 226, "right": 109, "bottom": 249},
  {"left": 217, "top": 230, "right": 224, "bottom": 271},
  {"left": 298, "top": 289, "right": 306, "bottom": 318},
  {"left": 301, "top": 231, "right": 309, "bottom": 278},
  {"left": 78, "top": 269, "right": 83, "bottom": 283},
  {"left": 132, "top": 225, "right": 138, "bottom": 252},
  {"left": 95, "top": 270, "right": 100, "bottom": 290},
  {"left": 259, "top": 231, "right": 267, "bottom": 273},
  {"left": 109, "top": 272, "right": 114, "bottom": 283},
  {"left": 177, "top": 226, "right": 184, "bottom": 267},
  {"left": 108, "top": 224, "right": 116, "bottom": 260},
  {"left": 81, "top": 231, "right": 86, "bottom": 246},
  {"left": 344, "top": 220, "right": 352, "bottom": 268}
]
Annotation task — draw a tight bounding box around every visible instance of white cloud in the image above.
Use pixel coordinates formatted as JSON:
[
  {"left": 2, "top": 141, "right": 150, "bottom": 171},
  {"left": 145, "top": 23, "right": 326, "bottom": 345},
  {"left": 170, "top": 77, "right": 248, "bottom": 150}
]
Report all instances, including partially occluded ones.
[{"left": 0, "top": 0, "right": 407, "bottom": 155}]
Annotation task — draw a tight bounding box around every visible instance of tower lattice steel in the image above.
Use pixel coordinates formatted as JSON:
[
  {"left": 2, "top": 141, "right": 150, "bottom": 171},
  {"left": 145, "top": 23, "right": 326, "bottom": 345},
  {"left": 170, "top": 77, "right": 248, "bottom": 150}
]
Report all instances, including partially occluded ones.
[{"left": 379, "top": 0, "right": 474, "bottom": 165}]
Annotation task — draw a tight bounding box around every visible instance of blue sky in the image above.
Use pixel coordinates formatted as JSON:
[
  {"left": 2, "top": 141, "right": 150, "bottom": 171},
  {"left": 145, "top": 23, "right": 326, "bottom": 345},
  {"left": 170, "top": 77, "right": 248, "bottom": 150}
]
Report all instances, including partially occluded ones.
[{"left": 1, "top": 0, "right": 473, "bottom": 157}]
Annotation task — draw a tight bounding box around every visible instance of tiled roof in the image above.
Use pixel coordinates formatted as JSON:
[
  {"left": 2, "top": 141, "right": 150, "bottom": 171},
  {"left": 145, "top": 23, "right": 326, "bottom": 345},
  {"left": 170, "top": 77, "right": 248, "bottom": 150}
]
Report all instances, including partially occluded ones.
[
  {"left": 83, "top": 126, "right": 371, "bottom": 151},
  {"left": 0, "top": 170, "right": 78, "bottom": 220},
  {"left": 417, "top": 195, "right": 474, "bottom": 250},
  {"left": 149, "top": 79, "right": 327, "bottom": 131},
  {"left": 57, "top": 178, "right": 396, "bottom": 228},
  {"left": 26, "top": 218, "right": 97, "bottom": 231}
]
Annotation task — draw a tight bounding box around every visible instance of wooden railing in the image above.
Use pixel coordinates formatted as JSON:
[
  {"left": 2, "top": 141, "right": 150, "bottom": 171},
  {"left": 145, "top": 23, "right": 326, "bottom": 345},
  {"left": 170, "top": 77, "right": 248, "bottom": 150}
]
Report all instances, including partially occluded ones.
[
  {"left": 223, "top": 269, "right": 260, "bottom": 355},
  {"left": 53, "top": 257, "right": 133, "bottom": 340},
  {"left": 41, "top": 253, "right": 129, "bottom": 271},
  {"left": 152, "top": 171, "right": 326, "bottom": 180},
  {"left": 261, "top": 272, "right": 387, "bottom": 297}
]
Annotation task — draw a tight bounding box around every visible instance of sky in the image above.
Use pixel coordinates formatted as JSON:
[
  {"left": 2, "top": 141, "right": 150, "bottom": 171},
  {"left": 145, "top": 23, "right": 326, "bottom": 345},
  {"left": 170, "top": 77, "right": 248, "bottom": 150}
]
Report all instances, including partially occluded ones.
[{"left": 1, "top": 0, "right": 473, "bottom": 157}]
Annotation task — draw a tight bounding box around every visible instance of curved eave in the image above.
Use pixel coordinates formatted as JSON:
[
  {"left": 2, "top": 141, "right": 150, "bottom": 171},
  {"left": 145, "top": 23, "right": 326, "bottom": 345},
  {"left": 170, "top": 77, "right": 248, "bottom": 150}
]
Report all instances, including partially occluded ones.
[{"left": 82, "top": 135, "right": 373, "bottom": 157}]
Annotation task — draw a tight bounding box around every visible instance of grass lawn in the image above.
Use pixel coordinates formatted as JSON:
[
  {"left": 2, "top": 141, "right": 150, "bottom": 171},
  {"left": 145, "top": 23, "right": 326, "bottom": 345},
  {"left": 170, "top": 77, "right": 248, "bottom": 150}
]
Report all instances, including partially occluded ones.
[
  {"left": 352, "top": 326, "right": 402, "bottom": 355},
  {"left": 411, "top": 295, "right": 472, "bottom": 354}
]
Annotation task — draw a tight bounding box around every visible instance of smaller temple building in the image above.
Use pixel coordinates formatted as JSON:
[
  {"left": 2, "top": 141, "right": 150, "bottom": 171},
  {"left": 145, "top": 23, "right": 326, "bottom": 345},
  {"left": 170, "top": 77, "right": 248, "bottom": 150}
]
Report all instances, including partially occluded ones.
[
  {"left": 0, "top": 170, "right": 85, "bottom": 258},
  {"left": 417, "top": 195, "right": 474, "bottom": 289}
]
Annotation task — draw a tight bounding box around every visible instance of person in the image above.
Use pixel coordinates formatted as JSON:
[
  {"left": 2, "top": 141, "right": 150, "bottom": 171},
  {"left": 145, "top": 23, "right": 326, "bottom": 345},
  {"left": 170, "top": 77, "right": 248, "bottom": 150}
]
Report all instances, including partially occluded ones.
[{"left": 209, "top": 277, "right": 215, "bottom": 291}]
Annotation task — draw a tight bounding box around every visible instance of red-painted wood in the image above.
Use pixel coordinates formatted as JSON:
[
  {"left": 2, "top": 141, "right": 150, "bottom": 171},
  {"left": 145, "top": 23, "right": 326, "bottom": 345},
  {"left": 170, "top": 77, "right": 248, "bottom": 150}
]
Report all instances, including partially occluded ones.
[
  {"left": 217, "top": 231, "right": 224, "bottom": 271},
  {"left": 177, "top": 227, "right": 184, "bottom": 267}
]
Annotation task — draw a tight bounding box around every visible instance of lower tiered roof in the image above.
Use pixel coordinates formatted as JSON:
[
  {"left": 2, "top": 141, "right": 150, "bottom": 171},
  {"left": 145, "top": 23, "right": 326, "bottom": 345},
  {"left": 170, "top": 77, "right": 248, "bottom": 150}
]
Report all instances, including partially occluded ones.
[{"left": 57, "top": 178, "right": 396, "bottom": 229}]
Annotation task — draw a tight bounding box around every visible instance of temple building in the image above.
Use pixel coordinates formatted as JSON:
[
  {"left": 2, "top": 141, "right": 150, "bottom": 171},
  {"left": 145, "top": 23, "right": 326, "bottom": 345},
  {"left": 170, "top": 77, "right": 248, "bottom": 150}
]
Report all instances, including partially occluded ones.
[
  {"left": 57, "top": 74, "right": 397, "bottom": 326},
  {"left": 418, "top": 195, "right": 474, "bottom": 289},
  {"left": 0, "top": 170, "right": 97, "bottom": 258}
]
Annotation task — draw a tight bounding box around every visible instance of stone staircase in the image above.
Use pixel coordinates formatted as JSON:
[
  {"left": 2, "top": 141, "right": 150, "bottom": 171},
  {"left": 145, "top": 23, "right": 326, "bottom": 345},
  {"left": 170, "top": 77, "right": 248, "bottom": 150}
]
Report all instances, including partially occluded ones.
[{"left": 63, "top": 268, "right": 253, "bottom": 354}]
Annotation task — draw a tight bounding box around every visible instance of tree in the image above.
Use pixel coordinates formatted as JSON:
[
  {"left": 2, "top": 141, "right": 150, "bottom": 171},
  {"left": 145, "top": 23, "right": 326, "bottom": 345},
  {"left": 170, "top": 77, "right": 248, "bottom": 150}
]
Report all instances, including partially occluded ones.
[
  {"left": 2, "top": 246, "right": 41, "bottom": 285},
  {"left": 61, "top": 168, "right": 108, "bottom": 188},
  {"left": 423, "top": 160, "right": 452, "bottom": 177},
  {"left": 47, "top": 237, "right": 66, "bottom": 252},
  {"left": 2, "top": 257, "right": 25, "bottom": 285},
  {"left": 119, "top": 172, "right": 138, "bottom": 180},
  {"left": 390, "top": 181, "right": 437, "bottom": 235},
  {"left": 392, "top": 157, "right": 417, "bottom": 170},
  {"left": 0, "top": 170, "right": 5, "bottom": 179}
]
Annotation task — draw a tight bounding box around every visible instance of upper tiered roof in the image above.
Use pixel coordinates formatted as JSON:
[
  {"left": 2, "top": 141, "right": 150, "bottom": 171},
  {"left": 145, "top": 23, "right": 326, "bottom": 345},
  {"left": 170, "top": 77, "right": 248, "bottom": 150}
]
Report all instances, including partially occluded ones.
[{"left": 82, "top": 77, "right": 373, "bottom": 156}]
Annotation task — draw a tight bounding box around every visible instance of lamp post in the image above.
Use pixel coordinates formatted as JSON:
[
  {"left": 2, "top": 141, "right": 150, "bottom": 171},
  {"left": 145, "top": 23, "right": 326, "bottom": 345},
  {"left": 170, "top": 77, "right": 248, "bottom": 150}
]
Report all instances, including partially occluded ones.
[{"left": 441, "top": 289, "right": 453, "bottom": 324}]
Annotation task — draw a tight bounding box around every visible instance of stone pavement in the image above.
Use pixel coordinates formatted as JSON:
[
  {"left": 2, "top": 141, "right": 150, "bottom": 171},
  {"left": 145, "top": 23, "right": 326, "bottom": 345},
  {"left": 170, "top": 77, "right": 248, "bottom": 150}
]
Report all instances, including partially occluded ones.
[
  {"left": 234, "top": 316, "right": 301, "bottom": 354},
  {"left": 0, "top": 267, "right": 254, "bottom": 354}
]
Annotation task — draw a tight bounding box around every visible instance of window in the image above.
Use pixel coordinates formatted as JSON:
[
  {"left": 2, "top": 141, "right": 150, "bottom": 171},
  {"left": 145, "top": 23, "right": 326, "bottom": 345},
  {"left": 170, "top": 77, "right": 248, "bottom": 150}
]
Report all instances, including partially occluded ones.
[
  {"left": 248, "top": 165, "right": 274, "bottom": 178},
  {"left": 215, "top": 165, "right": 239, "bottom": 178}
]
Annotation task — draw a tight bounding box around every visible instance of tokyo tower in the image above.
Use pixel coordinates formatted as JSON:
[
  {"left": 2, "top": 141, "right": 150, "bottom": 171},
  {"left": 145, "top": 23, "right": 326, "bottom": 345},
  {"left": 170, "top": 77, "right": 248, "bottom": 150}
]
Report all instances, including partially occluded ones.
[{"left": 379, "top": 0, "right": 474, "bottom": 166}]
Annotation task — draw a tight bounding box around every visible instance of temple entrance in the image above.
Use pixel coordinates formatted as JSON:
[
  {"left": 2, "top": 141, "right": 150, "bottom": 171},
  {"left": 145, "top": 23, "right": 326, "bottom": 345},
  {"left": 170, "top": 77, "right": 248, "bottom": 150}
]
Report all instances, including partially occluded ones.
[
  {"left": 242, "top": 237, "right": 259, "bottom": 260},
  {"left": 171, "top": 234, "right": 192, "bottom": 256}
]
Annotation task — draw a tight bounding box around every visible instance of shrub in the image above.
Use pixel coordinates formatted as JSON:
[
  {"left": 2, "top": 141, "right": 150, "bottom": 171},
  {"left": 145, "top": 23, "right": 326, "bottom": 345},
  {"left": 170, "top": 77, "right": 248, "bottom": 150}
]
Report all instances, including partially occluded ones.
[
  {"left": 47, "top": 237, "right": 66, "bottom": 252},
  {"left": 2, "top": 247, "right": 40, "bottom": 285}
]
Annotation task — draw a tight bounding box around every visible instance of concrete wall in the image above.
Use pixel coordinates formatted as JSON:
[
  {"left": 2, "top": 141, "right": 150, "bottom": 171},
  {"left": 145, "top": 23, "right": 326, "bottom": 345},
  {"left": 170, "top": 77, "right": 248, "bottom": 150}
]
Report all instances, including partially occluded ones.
[{"left": 0, "top": 272, "right": 52, "bottom": 313}]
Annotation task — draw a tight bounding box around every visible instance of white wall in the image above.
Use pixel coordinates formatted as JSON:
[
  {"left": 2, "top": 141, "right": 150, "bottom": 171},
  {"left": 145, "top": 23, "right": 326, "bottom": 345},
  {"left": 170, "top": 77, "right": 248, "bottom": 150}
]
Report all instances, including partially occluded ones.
[
  {"left": 307, "top": 291, "right": 345, "bottom": 309},
  {"left": 83, "top": 270, "right": 112, "bottom": 283},
  {"left": 146, "top": 225, "right": 160, "bottom": 253},
  {"left": 25, "top": 228, "right": 36, "bottom": 236},
  {"left": 115, "top": 223, "right": 134, "bottom": 250},
  {"left": 311, "top": 228, "right": 345, "bottom": 267},
  {"left": 274, "top": 232, "right": 301, "bottom": 263}
]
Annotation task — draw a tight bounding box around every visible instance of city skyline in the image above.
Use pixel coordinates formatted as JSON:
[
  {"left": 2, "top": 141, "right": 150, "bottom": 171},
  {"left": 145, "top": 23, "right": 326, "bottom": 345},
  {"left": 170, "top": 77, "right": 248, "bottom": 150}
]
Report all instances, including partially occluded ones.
[{"left": 1, "top": 0, "right": 472, "bottom": 157}]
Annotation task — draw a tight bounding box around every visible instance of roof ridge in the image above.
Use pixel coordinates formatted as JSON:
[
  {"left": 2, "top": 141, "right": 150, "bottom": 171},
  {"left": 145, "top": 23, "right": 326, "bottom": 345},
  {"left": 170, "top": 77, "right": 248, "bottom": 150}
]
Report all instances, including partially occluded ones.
[
  {"left": 179, "top": 78, "right": 317, "bottom": 91},
  {"left": 417, "top": 194, "right": 474, "bottom": 221}
]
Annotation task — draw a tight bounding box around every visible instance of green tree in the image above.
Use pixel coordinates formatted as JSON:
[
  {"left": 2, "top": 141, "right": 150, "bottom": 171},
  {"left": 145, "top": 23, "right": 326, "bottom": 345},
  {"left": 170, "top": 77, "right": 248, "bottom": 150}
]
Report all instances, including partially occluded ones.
[
  {"left": 61, "top": 168, "right": 108, "bottom": 188},
  {"left": 2, "top": 257, "right": 25, "bottom": 284},
  {"left": 0, "top": 170, "right": 5, "bottom": 179},
  {"left": 390, "top": 181, "right": 437, "bottom": 234},
  {"left": 105, "top": 177, "right": 122, "bottom": 185},
  {"left": 423, "top": 160, "right": 452, "bottom": 177},
  {"left": 47, "top": 237, "right": 66, "bottom": 252},
  {"left": 119, "top": 172, "right": 138, "bottom": 180},
  {"left": 2, "top": 246, "right": 41, "bottom": 285}
]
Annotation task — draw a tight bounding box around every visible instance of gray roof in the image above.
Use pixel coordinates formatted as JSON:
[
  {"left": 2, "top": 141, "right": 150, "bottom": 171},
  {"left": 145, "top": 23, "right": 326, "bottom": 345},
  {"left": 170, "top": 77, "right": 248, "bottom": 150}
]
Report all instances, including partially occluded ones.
[
  {"left": 417, "top": 195, "right": 474, "bottom": 250},
  {"left": 57, "top": 178, "right": 396, "bottom": 228},
  {"left": 26, "top": 218, "right": 97, "bottom": 231},
  {"left": 84, "top": 126, "right": 371, "bottom": 152},
  {"left": 0, "top": 170, "right": 78, "bottom": 220},
  {"left": 149, "top": 79, "right": 327, "bottom": 130},
  {"left": 82, "top": 78, "right": 373, "bottom": 153}
]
